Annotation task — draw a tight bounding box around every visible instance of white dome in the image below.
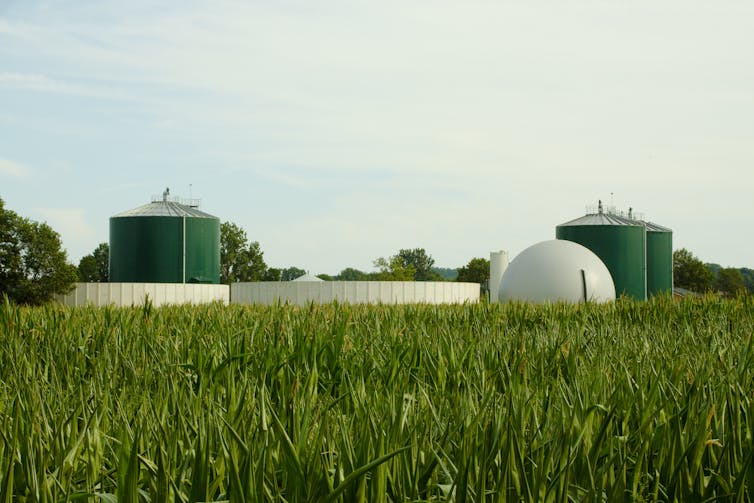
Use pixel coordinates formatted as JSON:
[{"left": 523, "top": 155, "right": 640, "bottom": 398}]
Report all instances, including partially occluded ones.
[{"left": 498, "top": 240, "right": 615, "bottom": 304}]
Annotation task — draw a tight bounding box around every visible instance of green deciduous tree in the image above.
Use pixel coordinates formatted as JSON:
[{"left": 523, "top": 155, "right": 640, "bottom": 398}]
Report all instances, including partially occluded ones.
[
  {"left": 77, "top": 255, "right": 98, "bottom": 282},
  {"left": 336, "top": 267, "right": 369, "bottom": 281},
  {"left": 0, "top": 197, "right": 77, "bottom": 304},
  {"left": 715, "top": 268, "right": 746, "bottom": 296},
  {"left": 741, "top": 268, "right": 754, "bottom": 294},
  {"left": 264, "top": 267, "right": 282, "bottom": 281},
  {"left": 220, "top": 222, "right": 268, "bottom": 283},
  {"left": 281, "top": 267, "right": 306, "bottom": 281},
  {"left": 396, "top": 248, "right": 442, "bottom": 281},
  {"left": 432, "top": 267, "right": 458, "bottom": 281},
  {"left": 0, "top": 199, "right": 21, "bottom": 289},
  {"left": 372, "top": 256, "right": 416, "bottom": 281},
  {"left": 78, "top": 242, "right": 109, "bottom": 282},
  {"left": 673, "top": 248, "right": 714, "bottom": 293},
  {"left": 457, "top": 257, "right": 490, "bottom": 293}
]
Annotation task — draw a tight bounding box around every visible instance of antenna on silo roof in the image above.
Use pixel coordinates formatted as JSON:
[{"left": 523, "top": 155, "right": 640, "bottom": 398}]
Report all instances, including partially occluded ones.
[{"left": 163, "top": 187, "right": 170, "bottom": 202}]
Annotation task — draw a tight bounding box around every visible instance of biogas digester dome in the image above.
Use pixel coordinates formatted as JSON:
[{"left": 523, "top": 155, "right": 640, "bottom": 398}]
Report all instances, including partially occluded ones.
[
  {"left": 109, "top": 194, "right": 220, "bottom": 284},
  {"left": 498, "top": 240, "right": 615, "bottom": 304}
]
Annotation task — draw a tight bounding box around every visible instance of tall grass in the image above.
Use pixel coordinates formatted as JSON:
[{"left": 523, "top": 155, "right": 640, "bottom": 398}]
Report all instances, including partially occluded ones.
[{"left": 1, "top": 295, "right": 753, "bottom": 501}]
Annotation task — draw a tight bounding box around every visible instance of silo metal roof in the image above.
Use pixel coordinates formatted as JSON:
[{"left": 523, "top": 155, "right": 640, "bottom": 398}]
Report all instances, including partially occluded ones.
[
  {"left": 641, "top": 221, "right": 672, "bottom": 232},
  {"left": 557, "top": 212, "right": 640, "bottom": 227},
  {"left": 112, "top": 201, "right": 217, "bottom": 219}
]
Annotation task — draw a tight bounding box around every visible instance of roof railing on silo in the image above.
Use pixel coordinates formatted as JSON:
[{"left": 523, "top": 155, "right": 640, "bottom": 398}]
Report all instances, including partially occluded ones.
[
  {"left": 150, "top": 194, "right": 202, "bottom": 208},
  {"left": 584, "top": 202, "right": 644, "bottom": 221}
]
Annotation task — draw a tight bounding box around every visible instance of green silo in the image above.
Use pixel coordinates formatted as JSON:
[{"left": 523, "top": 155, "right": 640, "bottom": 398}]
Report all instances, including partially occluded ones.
[
  {"left": 556, "top": 208, "right": 646, "bottom": 300},
  {"left": 109, "top": 193, "right": 220, "bottom": 284},
  {"left": 643, "top": 221, "right": 673, "bottom": 297}
]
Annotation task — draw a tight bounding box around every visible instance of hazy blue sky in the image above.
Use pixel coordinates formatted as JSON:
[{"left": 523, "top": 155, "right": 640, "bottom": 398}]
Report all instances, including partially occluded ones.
[{"left": 2, "top": 0, "right": 752, "bottom": 275}]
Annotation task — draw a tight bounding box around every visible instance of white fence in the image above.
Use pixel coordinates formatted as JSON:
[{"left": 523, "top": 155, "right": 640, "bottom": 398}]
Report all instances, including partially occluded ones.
[
  {"left": 230, "top": 281, "right": 480, "bottom": 306},
  {"left": 55, "top": 283, "right": 229, "bottom": 307}
]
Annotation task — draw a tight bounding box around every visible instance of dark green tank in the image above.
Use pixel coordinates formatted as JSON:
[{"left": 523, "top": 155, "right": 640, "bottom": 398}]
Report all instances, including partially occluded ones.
[
  {"left": 643, "top": 221, "right": 673, "bottom": 297},
  {"left": 556, "top": 210, "right": 646, "bottom": 300},
  {"left": 109, "top": 196, "right": 220, "bottom": 284}
]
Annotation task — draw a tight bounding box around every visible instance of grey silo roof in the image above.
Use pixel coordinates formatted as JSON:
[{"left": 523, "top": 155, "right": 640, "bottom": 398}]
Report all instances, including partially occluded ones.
[
  {"left": 557, "top": 212, "right": 641, "bottom": 227},
  {"left": 112, "top": 200, "right": 218, "bottom": 219},
  {"left": 641, "top": 220, "right": 672, "bottom": 232}
]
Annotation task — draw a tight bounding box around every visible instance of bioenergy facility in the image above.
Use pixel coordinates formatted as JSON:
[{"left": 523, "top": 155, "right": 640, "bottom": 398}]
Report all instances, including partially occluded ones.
[
  {"left": 556, "top": 202, "right": 673, "bottom": 300},
  {"left": 491, "top": 201, "right": 673, "bottom": 304},
  {"left": 57, "top": 190, "right": 480, "bottom": 307},
  {"left": 57, "top": 190, "right": 228, "bottom": 306},
  {"left": 109, "top": 189, "right": 221, "bottom": 284},
  {"left": 57, "top": 192, "right": 672, "bottom": 307}
]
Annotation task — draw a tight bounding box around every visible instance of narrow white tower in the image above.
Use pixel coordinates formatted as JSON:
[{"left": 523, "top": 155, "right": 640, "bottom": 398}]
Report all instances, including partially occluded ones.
[{"left": 489, "top": 250, "right": 509, "bottom": 303}]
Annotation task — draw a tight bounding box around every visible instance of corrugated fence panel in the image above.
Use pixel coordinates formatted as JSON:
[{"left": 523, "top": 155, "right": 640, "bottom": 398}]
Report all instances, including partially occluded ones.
[
  {"left": 229, "top": 281, "right": 480, "bottom": 305},
  {"left": 55, "top": 283, "right": 229, "bottom": 307}
]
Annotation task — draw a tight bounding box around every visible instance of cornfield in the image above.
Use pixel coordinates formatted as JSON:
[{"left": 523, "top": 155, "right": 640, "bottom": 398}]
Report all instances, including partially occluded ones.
[{"left": 1, "top": 295, "right": 753, "bottom": 501}]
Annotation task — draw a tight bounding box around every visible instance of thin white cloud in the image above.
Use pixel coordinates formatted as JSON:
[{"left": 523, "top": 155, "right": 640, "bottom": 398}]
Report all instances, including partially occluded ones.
[
  {"left": 0, "top": 72, "right": 139, "bottom": 102},
  {"left": 101, "top": 182, "right": 149, "bottom": 193},
  {"left": 0, "top": 157, "right": 31, "bottom": 177},
  {"left": 34, "top": 207, "right": 95, "bottom": 242},
  {"left": 2, "top": 0, "right": 753, "bottom": 270}
]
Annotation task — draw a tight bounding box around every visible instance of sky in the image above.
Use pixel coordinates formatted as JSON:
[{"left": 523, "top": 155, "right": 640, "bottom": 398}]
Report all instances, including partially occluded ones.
[{"left": 1, "top": 0, "right": 753, "bottom": 275}]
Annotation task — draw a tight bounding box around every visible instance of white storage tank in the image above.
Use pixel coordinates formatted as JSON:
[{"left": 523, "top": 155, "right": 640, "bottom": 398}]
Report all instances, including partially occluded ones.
[
  {"left": 499, "top": 240, "right": 615, "bottom": 304},
  {"left": 489, "top": 250, "right": 509, "bottom": 303}
]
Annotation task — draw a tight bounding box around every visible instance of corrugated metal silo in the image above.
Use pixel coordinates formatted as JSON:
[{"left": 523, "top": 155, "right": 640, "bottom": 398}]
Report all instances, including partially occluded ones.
[
  {"left": 643, "top": 221, "right": 673, "bottom": 297},
  {"left": 109, "top": 191, "right": 220, "bottom": 284},
  {"left": 556, "top": 205, "right": 646, "bottom": 300}
]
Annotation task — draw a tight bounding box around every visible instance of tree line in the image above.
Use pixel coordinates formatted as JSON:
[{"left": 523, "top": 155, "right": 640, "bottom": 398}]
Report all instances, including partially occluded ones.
[
  {"left": 673, "top": 248, "right": 752, "bottom": 296},
  {"left": 0, "top": 198, "right": 494, "bottom": 305},
  {"left": 2, "top": 197, "right": 750, "bottom": 304},
  {"left": 219, "top": 221, "right": 490, "bottom": 287}
]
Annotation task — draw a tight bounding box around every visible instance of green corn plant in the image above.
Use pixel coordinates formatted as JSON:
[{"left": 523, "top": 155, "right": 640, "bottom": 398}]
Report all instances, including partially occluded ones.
[{"left": 0, "top": 296, "right": 753, "bottom": 500}]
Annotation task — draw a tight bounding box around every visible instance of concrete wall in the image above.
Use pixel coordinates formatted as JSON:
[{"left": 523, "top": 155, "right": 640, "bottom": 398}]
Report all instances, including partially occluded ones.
[
  {"left": 56, "top": 282, "right": 229, "bottom": 307},
  {"left": 230, "top": 281, "right": 480, "bottom": 305}
]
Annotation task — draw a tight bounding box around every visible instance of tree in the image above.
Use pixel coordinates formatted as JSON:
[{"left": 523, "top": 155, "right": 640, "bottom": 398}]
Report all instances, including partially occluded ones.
[
  {"left": 0, "top": 198, "right": 21, "bottom": 291},
  {"left": 715, "top": 268, "right": 746, "bottom": 296},
  {"left": 220, "top": 222, "right": 268, "bottom": 283},
  {"left": 0, "top": 198, "right": 78, "bottom": 304},
  {"left": 372, "top": 256, "right": 416, "bottom": 281},
  {"left": 432, "top": 267, "right": 458, "bottom": 281},
  {"left": 77, "top": 255, "right": 98, "bottom": 282},
  {"left": 336, "top": 267, "right": 369, "bottom": 281},
  {"left": 78, "top": 242, "right": 109, "bottom": 282},
  {"left": 457, "top": 257, "right": 490, "bottom": 293},
  {"left": 396, "top": 248, "right": 442, "bottom": 281},
  {"left": 281, "top": 267, "right": 306, "bottom": 281},
  {"left": 673, "top": 249, "right": 714, "bottom": 293},
  {"left": 264, "top": 267, "right": 282, "bottom": 281},
  {"left": 741, "top": 268, "right": 754, "bottom": 294}
]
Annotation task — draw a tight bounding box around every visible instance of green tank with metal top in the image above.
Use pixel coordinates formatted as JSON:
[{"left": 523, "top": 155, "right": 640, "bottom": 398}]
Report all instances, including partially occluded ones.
[
  {"left": 643, "top": 221, "right": 673, "bottom": 297},
  {"left": 556, "top": 203, "right": 647, "bottom": 300},
  {"left": 109, "top": 189, "right": 221, "bottom": 284}
]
